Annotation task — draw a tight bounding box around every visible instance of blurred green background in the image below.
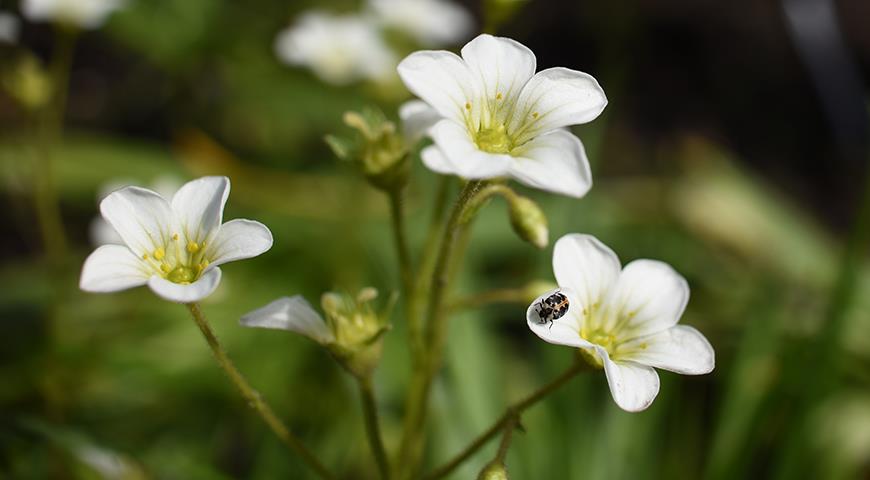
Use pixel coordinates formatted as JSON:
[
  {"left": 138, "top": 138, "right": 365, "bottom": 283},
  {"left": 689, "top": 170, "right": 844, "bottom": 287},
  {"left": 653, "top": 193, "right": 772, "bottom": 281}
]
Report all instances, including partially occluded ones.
[{"left": 1, "top": 0, "right": 869, "bottom": 478}]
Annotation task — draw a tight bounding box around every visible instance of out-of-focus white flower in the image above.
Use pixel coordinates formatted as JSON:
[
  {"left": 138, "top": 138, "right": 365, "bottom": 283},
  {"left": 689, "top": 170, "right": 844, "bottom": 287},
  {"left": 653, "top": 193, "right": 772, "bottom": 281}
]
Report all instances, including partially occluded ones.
[
  {"left": 0, "top": 12, "right": 20, "bottom": 43},
  {"left": 398, "top": 34, "right": 607, "bottom": 198},
  {"left": 89, "top": 176, "right": 181, "bottom": 246},
  {"left": 275, "top": 12, "right": 396, "bottom": 86},
  {"left": 80, "top": 176, "right": 273, "bottom": 303},
  {"left": 527, "top": 234, "right": 714, "bottom": 412},
  {"left": 368, "top": 0, "right": 472, "bottom": 47},
  {"left": 22, "top": 0, "right": 125, "bottom": 29}
]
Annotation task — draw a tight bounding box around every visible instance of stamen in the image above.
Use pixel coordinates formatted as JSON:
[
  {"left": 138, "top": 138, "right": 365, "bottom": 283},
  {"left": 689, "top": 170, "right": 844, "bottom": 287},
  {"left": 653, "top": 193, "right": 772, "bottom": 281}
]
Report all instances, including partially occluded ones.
[
  {"left": 160, "top": 263, "right": 171, "bottom": 273},
  {"left": 153, "top": 247, "right": 165, "bottom": 261},
  {"left": 186, "top": 241, "right": 200, "bottom": 253},
  {"left": 532, "top": 112, "right": 539, "bottom": 119},
  {"left": 142, "top": 253, "right": 149, "bottom": 260},
  {"left": 464, "top": 102, "right": 471, "bottom": 110},
  {"left": 496, "top": 93, "right": 503, "bottom": 100},
  {"left": 172, "top": 233, "right": 179, "bottom": 241}
]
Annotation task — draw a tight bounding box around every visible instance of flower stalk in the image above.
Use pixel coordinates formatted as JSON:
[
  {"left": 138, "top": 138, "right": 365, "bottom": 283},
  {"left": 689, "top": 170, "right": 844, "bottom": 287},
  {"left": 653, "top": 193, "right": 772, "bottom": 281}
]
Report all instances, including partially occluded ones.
[
  {"left": 424, "top": 359, "right": 589, "bottom": 480},
  {"left": 358, "top": 376, "right": 391, "bottom": 480},
  {"left": 186, "top": 303, "right": 336, "bottom": 480}
]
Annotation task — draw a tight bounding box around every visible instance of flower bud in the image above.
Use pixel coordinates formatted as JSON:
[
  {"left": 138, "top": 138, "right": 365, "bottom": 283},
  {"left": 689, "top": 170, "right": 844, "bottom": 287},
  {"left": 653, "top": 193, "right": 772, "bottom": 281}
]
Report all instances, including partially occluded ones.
[
  {"left": 2, "top": 54, "right": 52, "bottom": 111},
  {"left": 477, "top": 461, "right": 509, "bottom": 480},
  {"left": 326, "top": 108, "right": 409, "bottom": 192},
  {"left": 508, "top": 195, "right": 549, "bottom": 249},
  {"left": 321, "top": 288, "right": 391, "bottom": 379}
]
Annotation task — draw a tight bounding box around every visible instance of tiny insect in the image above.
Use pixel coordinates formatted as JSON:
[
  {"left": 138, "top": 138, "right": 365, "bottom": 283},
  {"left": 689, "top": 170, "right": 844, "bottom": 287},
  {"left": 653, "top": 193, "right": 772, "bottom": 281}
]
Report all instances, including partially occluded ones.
[{"left": 535, "top": 291, "right": 569, "bottom": 329}]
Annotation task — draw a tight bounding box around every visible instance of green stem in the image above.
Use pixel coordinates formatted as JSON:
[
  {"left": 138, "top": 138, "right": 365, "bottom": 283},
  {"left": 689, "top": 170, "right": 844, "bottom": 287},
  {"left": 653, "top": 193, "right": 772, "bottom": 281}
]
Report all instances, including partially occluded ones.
[
  {"left": 397, "top": 180, "right": 486, "bottom": 479},
  {"left": 388, "top": 187, "right": 414, "bottom": 301},
  {"left": 34, "top": 26, "right": 76, "bottom": 263},
  {"left": 494, "top": 415, "right": 518, "bottom": 464},
  {"left": 359, "top": 377, "right": 391, "bottom": 480},
  {"left": 185, "top": 303, "right": 335, "bottom": 480},
  {"left": 424, "top": 360, "right": 588, "bottom": 480}
]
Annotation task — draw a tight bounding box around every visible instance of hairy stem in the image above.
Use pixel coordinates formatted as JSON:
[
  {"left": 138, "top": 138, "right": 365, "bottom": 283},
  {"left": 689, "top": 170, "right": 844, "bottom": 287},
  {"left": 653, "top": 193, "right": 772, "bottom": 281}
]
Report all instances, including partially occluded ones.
[
  {"left": 424, "top": 360, "right": 588, "bottom": 480},
  {"left": 186, "top": 303, "right": 335, "bottom": 480},
  {"left": 359, "top": 377, "right": 391, "bottom": 480}
]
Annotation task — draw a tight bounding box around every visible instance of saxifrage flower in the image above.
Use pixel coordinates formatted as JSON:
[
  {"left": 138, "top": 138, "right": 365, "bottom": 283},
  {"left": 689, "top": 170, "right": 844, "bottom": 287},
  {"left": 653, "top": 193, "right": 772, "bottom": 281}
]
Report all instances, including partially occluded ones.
[
  {"left": 527, "top": 234, "right": 714, "bottom": 411},
  {"left": 80, "top": 176, "right": 273, "bottom": 303},
  {"left": 398, "top": 34, "right": 607, "bottom": 197}
]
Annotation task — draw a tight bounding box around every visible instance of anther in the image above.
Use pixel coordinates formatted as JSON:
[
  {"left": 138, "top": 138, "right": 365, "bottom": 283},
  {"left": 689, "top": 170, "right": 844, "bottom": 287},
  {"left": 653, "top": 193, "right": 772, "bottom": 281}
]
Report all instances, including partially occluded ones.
[
  {"left": 496, "top": 93, "right": 503, "bottom": 100},
  {"left": 186, "top": 241, "right": 200, "bottom": 253},
  {"left": 532, "top": 112, "right": 539, "bottom": 119},
  {"left": 153, "top": 247, "right": 165, "bottom": 261},
  {"left": 465, "top": 102, "right": 471, "bottom": 110},
  {"left": 172, "top": 233, "right": 179, "bottom": 241}
]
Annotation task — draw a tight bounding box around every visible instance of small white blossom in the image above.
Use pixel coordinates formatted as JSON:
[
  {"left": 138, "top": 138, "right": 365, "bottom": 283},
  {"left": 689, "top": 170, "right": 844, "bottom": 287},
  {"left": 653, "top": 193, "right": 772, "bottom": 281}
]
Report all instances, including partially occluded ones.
[
  {"left": 0, "top": 12, "right": 20, "bottom": 43},
  {"left": 368, "top": 0, "right": 472, "bottom": 47},
  {"left": 527, "top": 234, "right": 714, "bottom": 412},
  {"left": 275, "top": 11, "right": 396, "bottom": 86},
  {"left": 80, "top": 176, "right": 273, "bottom": 303},
  {"left": 398, "top": 34, "right": 607, "bottom": 198},
  {"left": 22, "top": 0, "right": 125, "bottom": 29}
]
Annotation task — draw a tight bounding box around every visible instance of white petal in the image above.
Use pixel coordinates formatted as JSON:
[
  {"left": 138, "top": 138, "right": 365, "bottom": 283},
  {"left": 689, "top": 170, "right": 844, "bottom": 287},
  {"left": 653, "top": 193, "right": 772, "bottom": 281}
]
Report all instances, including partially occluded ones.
[
  {"left": 509, "top": 67, "right": 607, "bottom": 144},
  {"left": 429, "top": 119, "right": 512, "bottom": 179},
  {"left": 616, "top": 325, "right": 714, "bottom": 375},
  {"left": 460, "top": 34, "right": 535, "bottom": 125},
  {"left": 599, "top": 347, "right": 660, "bottom": 412},
  {"left": 80, "top": 245, "right": 149, "bottom": 293},
  {"left": 240, "top": 296, "right": 335, "bottom": 344},
  {"left": 526, "top": 288, "right": 594, "bottom": 349},
  {"left": 400, "top": 100, "right": 442, "bottom": 144},
  {"left": 147, "top": 268, "right": 222, "bottom": 303},
  {"left": 604, "top": 259, "right": 690, "bottom": 340},
  {"left": 420, "top": 145, "right": 457, "bottom": 175},
  {"left": 206, "top": 219, "right": 273, "bottom": 267},
  {"left": 171, "top": 176, "right": 230, "bottom": 243},
  {"left": 100, "top": 186, "right": 174, "bottom": 258},
  {"left": 552, "top": 234, "right": 621, "bottom": 315},
  {"left": 397, "top": 50, "right": 478, "bottom": 125},
  {"left": 509, "top": 130, "right": 592, "bottom": 198}
]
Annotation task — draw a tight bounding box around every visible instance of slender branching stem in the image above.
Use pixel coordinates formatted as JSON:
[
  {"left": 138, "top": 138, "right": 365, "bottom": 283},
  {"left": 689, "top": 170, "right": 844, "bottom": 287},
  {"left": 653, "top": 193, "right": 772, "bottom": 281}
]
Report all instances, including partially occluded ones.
[
  {"left": 388, "top": 187, "right": 414, "bottom": 304},
  {"left": 423, "top": 360, "right": 589, "bottom": 480},
  {"left": 397, "top": 180, "right": 486, "bottom": 479},
  {"left": 359, "top": 376, "right": 391, "bottom": 480},
  {"left": 185, "top": 303, "right": 335, "bottom": 480}
]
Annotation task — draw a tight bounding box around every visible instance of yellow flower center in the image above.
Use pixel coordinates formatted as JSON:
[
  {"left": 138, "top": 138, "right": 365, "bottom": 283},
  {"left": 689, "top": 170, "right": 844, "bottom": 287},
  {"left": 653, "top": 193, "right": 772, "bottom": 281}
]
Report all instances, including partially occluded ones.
[
  {"left": 475, "top": 123, "right": 513, "bottom": 154},
  {"left": 140, "top": 233, "right": 211, "bottom": 285}
]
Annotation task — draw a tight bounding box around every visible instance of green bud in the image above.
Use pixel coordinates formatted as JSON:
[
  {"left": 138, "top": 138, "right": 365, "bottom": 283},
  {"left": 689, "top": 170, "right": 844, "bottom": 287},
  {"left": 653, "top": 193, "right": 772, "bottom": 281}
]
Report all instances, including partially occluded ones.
[
  {"left": 2, "top": 54, "right": 52, "bottom": 111},
  {"left": 326, "top": 107, "right": 409, "bottom": 192},
  {"left": 321, "top": 288, "right": 391, "bottom": 379},
  {"left": 508, "top": 195, "right": 549, "bottom": 249},
  {"left": 478, "top": 461, "right": 509, "bottom": 480}
]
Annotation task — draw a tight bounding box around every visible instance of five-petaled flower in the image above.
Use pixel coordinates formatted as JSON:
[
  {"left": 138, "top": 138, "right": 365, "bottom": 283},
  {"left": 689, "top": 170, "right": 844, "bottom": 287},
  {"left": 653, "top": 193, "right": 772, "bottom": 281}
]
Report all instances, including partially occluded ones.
[
  {"left": 79, "top": 176, "right": 273, "bottom": 303},
  {"left": 22, "top": 0, "right": 125, "bottom": 29},
  {"left": 527, "top": 234, "right": 714, "bottom": 412},
  {"left": 397, "top": 34, "right": 607, "bottom": 198}
]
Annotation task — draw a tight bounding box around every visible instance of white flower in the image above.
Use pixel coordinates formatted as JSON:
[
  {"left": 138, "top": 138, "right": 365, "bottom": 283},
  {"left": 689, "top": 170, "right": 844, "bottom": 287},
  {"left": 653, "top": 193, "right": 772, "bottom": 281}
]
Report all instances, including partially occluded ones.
[
  {"left": 80, "top": 176, "right": 273, "bottom": 303},
  {"left": 89, "top": 176, "right": 181, "bottom": 246},
  {"left": 0, "top": 12, "right": 20, "bottom": 43},
  {"left": 368, "top": 0, "right": 472, "bottom": 47},
  {"left": 397, "top": 34, "right": 607, "bottom": 198},
  {"left": 22, "top": 0, "right": 125, "bottom": 29},
  {"left": 527, "top": 234, "right": 714, "bottom": 411},
  {"left": 275, "top": 11, "right": 397, "bottom": 86}
]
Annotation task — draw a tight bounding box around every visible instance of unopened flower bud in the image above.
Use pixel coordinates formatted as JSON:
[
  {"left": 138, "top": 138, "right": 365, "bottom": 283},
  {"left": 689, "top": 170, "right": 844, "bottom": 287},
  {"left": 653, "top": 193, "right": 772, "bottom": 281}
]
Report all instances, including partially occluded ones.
[
  {"left": 2, "top": 54, "right": 52, "bottom": 111},
  {"left": 478, "top": 461, "right": 509, "bottom": 480},
  {"left": 327, "top": 108, "right": 409, "bottom": 192},
  {"left": 508, "top": 195, "right": 549, "bottom": 249},
  {"left": 321, "top": 288, "right": 390, "bottom": 379}
]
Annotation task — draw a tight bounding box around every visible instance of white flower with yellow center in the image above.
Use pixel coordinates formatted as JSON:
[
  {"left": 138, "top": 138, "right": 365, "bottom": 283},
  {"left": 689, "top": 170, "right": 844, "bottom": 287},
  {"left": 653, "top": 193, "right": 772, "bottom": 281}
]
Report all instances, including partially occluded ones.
[
  {"left": 22, "top": 0, "right": 124, "bottom": 29},
  {"left": 397, "top": 34, "right": 607, "bottom": 198},
  {"left": 368, "top": 0, "right": 472, "bottom": 47},
  {"left": 527, "top": 234, "right": 714, "bottom": 411},
  {"left": 275, "top": 12, "right": 396, "bottom": 86},
  {"left": 80, "top": 176, "right": 273, "bottom": 303}
]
